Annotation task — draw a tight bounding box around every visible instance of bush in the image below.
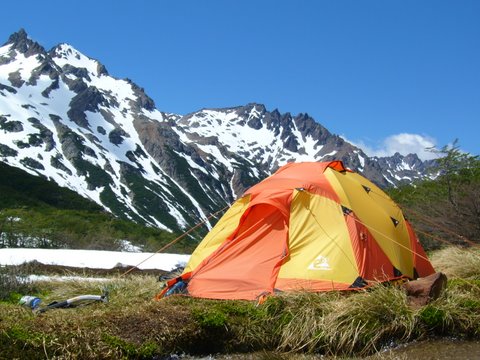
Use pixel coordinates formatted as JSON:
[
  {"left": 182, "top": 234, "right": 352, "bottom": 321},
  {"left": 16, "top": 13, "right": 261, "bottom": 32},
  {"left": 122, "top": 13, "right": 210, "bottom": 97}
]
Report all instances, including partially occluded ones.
[{"left": 0, "top": 265, "right": 39, "bottom": 302}]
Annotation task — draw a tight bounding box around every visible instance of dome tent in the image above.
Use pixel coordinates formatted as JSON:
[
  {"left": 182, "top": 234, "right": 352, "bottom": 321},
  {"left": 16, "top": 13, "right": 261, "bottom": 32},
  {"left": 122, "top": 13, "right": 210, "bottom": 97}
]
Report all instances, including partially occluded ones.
[{"left": 159, "top": 161, "right": 435, "bottom": 301}]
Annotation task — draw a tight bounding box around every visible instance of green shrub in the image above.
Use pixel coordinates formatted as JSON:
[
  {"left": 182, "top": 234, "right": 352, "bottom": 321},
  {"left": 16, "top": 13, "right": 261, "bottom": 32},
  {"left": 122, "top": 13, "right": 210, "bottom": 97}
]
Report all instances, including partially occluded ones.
[
  {"left": 192, "top": 307, "right": 227, "bottom": 329},
  {"left": 102, "top": 334, "right": 160, "bottom": 359},
  {"left": 419, "top": 305, "right": 448, "bottom": 332},
  {"left": 0, "top": 325, "right": 46, "bottom": 360},
  {"left": 0, "top": 265, "right": 39, "bottom": 302}
]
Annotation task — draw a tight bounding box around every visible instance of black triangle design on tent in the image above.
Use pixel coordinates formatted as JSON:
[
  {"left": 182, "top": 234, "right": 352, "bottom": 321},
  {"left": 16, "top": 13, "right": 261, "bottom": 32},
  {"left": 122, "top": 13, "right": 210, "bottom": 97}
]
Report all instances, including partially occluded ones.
[
  {"left": 362, "top": 185, "right": 371, "bottom": 193},
  {"left": 391, "top": 217, "right": 399, "bottom": 227},
  {"left": 393, "top": 266, "right": 403, "bottom": 278},
  {"left": 342, "top": 205, "right": 352, "bottom": 215},
  {"left": 349, "top": 276, "right": 368, "bottom": 288}
]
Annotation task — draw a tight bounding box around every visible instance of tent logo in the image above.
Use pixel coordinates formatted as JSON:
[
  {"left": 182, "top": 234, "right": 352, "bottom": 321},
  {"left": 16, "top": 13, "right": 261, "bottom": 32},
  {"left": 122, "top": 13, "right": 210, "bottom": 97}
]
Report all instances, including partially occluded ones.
[{"left": 308, "top": 255, "right": 331, "bottom": 271}]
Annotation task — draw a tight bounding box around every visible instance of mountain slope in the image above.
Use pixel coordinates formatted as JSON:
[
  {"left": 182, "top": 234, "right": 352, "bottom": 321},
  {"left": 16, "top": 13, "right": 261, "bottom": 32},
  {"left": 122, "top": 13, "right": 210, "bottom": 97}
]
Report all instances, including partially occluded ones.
[
  {"left": 0, "top": 29, "right": 433, "bottom": 233},
  {"left": 0, "top": 161, "right": 184, "bottom": 252},
  {"left": 0, "top": 161, "right": 102, "bottom": 211}
]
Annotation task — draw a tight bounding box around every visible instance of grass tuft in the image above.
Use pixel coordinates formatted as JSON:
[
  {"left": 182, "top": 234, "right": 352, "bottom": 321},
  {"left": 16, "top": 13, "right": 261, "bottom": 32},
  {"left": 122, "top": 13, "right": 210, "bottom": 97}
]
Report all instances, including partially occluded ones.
[
  {"left": 417, "top": 279, "right": 480, "bottom": 337},
  {"left": 319, "top": 285, "right": 417, "bottom": 356},
  {"left": 430, "top": 246, "right": 480, "bottom": 279}
]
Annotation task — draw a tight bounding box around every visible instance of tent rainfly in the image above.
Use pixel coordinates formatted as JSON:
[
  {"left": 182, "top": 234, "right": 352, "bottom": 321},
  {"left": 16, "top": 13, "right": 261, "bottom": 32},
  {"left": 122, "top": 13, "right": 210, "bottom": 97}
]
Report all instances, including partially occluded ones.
[{"left": 158, "top": 161, "right": 435, "bottom": 301}]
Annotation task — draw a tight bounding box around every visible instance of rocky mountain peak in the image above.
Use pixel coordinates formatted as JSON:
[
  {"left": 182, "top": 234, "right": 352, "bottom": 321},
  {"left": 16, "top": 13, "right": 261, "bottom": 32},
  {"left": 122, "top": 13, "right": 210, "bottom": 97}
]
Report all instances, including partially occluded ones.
[
  {"left": 4, "top": 28, "right": 28, "bottom": 46},
  {"left": 4, "top": 28, "right": 46, "bottom": 57}
]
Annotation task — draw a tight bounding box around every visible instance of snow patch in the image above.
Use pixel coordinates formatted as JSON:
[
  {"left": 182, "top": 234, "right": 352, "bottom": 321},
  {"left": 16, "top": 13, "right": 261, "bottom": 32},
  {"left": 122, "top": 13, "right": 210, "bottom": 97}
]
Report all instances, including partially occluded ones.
[{"left": 0, "top": 248, "right": 190, "bottom": 271}]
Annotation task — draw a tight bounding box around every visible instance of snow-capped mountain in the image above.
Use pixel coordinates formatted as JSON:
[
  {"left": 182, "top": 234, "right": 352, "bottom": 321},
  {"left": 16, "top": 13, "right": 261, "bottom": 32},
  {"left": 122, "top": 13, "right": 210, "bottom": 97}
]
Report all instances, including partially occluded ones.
[{"left": 0, "top": 29, "right": 432, "bottom": 233}]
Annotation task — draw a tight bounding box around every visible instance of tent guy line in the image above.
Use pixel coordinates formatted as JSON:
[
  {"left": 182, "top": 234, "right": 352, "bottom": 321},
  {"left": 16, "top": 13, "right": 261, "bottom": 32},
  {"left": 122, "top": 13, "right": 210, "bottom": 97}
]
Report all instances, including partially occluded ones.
[{"left": 119, "top": 204, "right": 230, "bottom": 278}]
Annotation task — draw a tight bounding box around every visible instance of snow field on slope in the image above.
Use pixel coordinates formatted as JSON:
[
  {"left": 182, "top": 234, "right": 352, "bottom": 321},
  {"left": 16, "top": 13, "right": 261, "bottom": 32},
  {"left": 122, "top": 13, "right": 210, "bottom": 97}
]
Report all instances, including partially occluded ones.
[
  {"left": 0, "top": 46, "right": 39, "bottom": 81},
  {"left": 0, "top": 248, "right": 190, "bottom": 272},
  {"left": 53, "top": 44, "right": 101, "bottom": 76}
]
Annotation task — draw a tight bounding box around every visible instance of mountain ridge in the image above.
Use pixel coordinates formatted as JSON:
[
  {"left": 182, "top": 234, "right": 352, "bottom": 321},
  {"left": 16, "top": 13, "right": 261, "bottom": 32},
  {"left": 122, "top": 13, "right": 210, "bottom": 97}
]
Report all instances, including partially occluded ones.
[{"left": 0, "top": 29, "right": 433, "bottom": 233}]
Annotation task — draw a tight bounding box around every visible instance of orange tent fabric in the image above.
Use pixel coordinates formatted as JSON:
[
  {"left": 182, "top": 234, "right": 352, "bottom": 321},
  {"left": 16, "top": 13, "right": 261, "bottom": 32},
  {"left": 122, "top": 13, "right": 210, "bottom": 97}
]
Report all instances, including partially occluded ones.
[{"left": 160, "top": 161, "right": 435, "bottom": 300}]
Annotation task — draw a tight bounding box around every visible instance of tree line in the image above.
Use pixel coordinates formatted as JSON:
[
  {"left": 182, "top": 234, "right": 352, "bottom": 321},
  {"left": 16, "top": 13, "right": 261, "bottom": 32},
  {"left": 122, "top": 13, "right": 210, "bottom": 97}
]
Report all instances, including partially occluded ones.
[{"left": 388, "top": 141, "right": 480, "bottom": 250}]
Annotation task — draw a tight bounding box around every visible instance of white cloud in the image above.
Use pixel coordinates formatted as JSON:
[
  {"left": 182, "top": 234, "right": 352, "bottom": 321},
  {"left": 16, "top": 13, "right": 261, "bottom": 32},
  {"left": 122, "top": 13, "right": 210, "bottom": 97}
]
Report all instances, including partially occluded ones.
[{"left": 344, "top": 133, "right": 439, "bottom": 161}]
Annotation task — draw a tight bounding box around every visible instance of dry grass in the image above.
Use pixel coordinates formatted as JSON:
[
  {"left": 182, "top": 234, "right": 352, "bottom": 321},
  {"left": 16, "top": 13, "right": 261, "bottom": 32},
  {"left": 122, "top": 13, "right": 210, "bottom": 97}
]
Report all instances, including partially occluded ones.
[
  {"left": 260, "top": 291, "right": 340, "bottom": 352},
  {"left": 430, "top": 246, "right": 480, "bottom": 279},
  {"left": 261, "top": 285, "right": 417, "bottom": 356},
  {"left": 320, "top": 285, "right": 417, "bottom": 356}
]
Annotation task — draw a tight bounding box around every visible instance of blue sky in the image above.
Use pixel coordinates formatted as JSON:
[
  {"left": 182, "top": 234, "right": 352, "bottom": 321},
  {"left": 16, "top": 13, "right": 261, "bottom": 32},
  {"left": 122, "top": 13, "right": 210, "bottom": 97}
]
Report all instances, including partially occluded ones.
[{"left": 2, "top": 0, "right": 479, "bottom": 159}]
